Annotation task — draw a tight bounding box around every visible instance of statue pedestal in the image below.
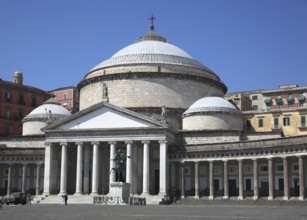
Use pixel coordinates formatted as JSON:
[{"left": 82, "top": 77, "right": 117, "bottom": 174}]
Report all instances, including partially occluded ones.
[{"left": 108, "top": 182, "right": 130, "bottom": 203}]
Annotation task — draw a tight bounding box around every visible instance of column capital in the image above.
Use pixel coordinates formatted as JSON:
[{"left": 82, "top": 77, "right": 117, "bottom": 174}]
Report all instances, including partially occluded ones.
[
  {"left": 252, "top": 158, "right": 258, "bottom": 161},
  {"left": 158, "top": 140, "right": 167, "bottom": 144},
  {"left": 142, "top": 141, "right": 150, "bottom": 144},
  {"left": 75, "top": 142, "right": 84, "bottom": 146},
  {"left": 125, "top": 141, "right": 133, "bottom": 145},
  {"left": 45, "top": 142, "right": 54, "bottom": 147},
  {"left": 108, "top": 141, "right": 117, "bottom": 145},
  {"left": 91, "top": 142, "right": 100, "bottom": 146},
  {"left": 222, "top": 159, "right": 228, "bottom": 162},
  {"left": 60, "top": 142, "right": 67, "bottom": 146},
  {"left": 297, "top": 155, "right": 303, "bottom": 159},
  {"left": 237, "top": 159, "right": 243, "bottom": 162}
]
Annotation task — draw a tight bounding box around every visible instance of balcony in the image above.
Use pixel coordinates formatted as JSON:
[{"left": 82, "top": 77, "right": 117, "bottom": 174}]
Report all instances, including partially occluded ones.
[
  {"left": 298, "top": 96, "right": 306, "bottom": 102},
  {"left": 271, "top": 124, "right": 282, "bottom": 131},
  {"left": 275, "top": 97, "right": 283, "bottom": 104},
  {"left": 264, "top": 97, "right": 272, "bottom": 104},
  {"left": 287, "top": 97, "right": 294, "bottom": 103}
]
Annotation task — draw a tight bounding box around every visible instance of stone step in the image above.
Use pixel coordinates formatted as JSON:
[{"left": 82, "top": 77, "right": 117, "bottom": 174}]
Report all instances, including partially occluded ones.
[{"left": 35, "top": 194, "right": 161, "bottom": 205}]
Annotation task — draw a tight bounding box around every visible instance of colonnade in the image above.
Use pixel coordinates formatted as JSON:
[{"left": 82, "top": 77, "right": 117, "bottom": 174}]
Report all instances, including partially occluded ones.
[
  {"left": 43, "top": 140, "right": 168, "bottom": 197},
  {"left": 178, "top": 156, "right": 305, "bottom": 200},
  {"left": 5, "top": 163, "right": 42, "bottom": 196}
]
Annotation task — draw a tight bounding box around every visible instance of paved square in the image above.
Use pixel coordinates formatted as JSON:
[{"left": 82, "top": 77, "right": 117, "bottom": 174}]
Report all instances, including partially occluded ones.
[{"left": 1, "top": 203, "right": 307, "bottom": 220}]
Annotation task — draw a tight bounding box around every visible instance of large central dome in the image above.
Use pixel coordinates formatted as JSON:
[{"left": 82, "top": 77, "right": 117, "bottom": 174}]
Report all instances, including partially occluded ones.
[
  {"left": 78, "top": 25, "right": 227, "bottom": 130},
  {"left": 91, "top": 30, "right": 213, "bottom": 72}
]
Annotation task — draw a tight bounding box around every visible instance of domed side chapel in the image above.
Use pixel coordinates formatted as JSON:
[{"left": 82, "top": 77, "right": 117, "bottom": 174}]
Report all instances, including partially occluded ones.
[{"left": 1, "top": 19, "right": 307, "bottom": 204}]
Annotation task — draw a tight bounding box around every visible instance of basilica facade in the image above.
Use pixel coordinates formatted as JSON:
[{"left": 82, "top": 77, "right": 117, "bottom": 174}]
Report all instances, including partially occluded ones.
[{"left": 0, "top": 24, "right": 306, "bottom": 204}]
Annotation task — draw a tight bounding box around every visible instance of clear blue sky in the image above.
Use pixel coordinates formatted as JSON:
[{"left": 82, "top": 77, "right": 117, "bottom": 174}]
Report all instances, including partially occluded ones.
[{"left": 0, "top": 0, "right": 306, "bottom": 93}]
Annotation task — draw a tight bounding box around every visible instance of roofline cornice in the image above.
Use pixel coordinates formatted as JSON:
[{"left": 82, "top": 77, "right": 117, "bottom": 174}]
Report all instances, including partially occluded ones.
[{"left": 77, "top": 71, "right": 227, "bottom": 93}]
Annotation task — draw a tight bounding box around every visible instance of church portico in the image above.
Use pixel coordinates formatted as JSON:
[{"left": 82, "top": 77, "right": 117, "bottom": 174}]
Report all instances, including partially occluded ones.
[{"left": 42, "top": 138, "right": 172, "bottom": 200}]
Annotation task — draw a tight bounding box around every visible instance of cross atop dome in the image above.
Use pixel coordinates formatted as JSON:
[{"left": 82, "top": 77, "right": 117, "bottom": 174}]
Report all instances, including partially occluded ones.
[{"left": 149, "top": 15, "right": 156, "bottom": 31}]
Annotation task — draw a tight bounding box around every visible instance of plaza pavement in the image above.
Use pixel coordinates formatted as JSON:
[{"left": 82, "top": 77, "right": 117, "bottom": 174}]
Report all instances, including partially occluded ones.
[{"left": 1, "top": 200, "right": 307, "bottom": 220}]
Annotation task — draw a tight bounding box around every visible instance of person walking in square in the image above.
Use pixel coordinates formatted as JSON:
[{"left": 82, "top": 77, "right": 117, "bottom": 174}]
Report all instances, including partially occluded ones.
[
  {"left": 64, "top": 194, "right": 68, "bottom": 205},
  {"left": 60, "top": 195, "right": 64, "bottom": 205}
]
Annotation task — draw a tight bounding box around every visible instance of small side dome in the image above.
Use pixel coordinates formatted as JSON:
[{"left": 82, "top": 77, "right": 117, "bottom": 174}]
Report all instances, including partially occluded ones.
[
  {"left": 22, "top": 98, "right": 71, "bottom": 136},
  {"left": 182, "top": 97, "right": 243, "bottom": 131}
]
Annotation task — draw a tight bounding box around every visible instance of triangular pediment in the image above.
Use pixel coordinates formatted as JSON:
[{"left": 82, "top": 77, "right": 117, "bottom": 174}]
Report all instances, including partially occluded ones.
[{"left": 44, "top": 102, "right": 165, "bottom": 131}]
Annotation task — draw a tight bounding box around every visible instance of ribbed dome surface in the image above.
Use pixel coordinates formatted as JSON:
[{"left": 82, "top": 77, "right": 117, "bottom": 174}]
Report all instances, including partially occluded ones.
[
  {"left": 90, "top": 30, "right": 212, "bottom": 72},
  {"left": 29, "top": 104, "right": 71, "bottom": 116},
  {"left": 27, "top": 98, "right": 71, "bottom": 117},
  {"left": 184, "top": 97, "right": 239, "bottom": 115}
]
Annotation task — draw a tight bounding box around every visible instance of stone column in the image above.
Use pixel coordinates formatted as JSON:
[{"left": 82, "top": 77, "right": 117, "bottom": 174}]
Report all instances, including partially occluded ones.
[
  {"left": 194, "top": 161, "right": 199, "bottom": 199},
  {"left": 159, "top": 140, "right": 168, "bottom": 197},
  {"left": 35, "top": 164, "right": 41, "bottom": 195},
  {"left": 181, "top": 162, "right": 185, "bottom": 199},
  {"left": 141, "top": 141, "right": 150, "bottom": 196},
  {"left": 282, "top": 157, "right": 289, "bottom": 200},
  {"left": 126, "top": 141, "right": 133, "bottom": 194},
  {"left": 59, "top": 142, "right": 67, "bottom": 194},
  {"left": 298, "top": 156, "right": 305, "bottom": 201},
  {"left": 238, "top": 159, "right": 244, "bottom": 200},
  {"left": 253, "top": 159, "right": 258, "bottom": 200},
  {"left": 91, "top": 142, "right": 99, "bottom": 195},
  {"left": 109, "top": 142, "right": 116, "bottom": 183},
  {"left": 223, "top": 160, "right": 229, "bottom": 199},
  {"left": 209, "top": 161, "right": 214, "bottom": 200},
  {"left": 75, "top": 142, "right": 83, "bottom": 195},
  {"left": 22, "top": 163, "right": 27, "bottom": 193},
  {"left": 7, "top": 165, "right": 12, "bottom": 196},
  {"left": 83, "top": 145, "right": 90, "bottom": 194},
  {"left": 43, "top": 143, "right": 53, "bottom": 196},
  {"left": 268, "top": 158, "right": 274, "bottom": 200}
]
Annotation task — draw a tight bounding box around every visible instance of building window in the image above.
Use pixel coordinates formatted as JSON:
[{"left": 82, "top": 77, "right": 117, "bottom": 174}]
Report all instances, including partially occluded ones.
[
  {"left": 288, "top": 103, "right": 292, "bottom": 108},
  {"left": 5, "top": 126, "right": 12, "bottom": 136},
  {"left": 273, "top": 117, "right": 279, "bottom": 129},
  {"left": 246, "top": 120, "right": 252, "bottom": 131},
  {"left": 18, "top": 111, "right": 24, "bottom": 120},
  {"left": 245, "top": 179, "right": 252, "bottom": 191},
  {"left": 252, "top": 105, "right": 258, "bottom": 110},
  {"left": 260, "top": 166, "right": 268, "bottom": 172},
  {"left": 277, "top": 104, "right": 282, "bottom": 109},
  {"left": 301, "top": 116, "right": 306, "bottom": 127},
  {"left": 244, "top": 165, "right": 252, "bottom": 174},
  {"left": 266, "top": 105, "right": 271, "bottom": 110},
  {"left": 31, "top": 97, "right": 37, "bottom": 107},
  {"left": 258, "top": 118, "right": 264, "bottom": 128},
  {"left": 252, "top": 95, "right": 258, "bottom": 100},
  {"left": 229, "top": 165, "right": 237, "bottom": 174},
  {"left": 18, "top": 94, "right": 25, "bottom": 105},
  {"left": 283, "top": 117, "right": 290, "bottom": 126},
  {"left": 64, "top": 92, "right": 67, "bottom": 101},
  {"left": 5, "top": 91, "right": 12, "bottom": 101},
  {"left": 293, "top": 164, "right": 299, "bottom": 171},
  {"left": 276, "top": 165, "right": 283, "bottom": 172},
  {"left": 5, "top": 108, "right": 11, "bottom": 119}
]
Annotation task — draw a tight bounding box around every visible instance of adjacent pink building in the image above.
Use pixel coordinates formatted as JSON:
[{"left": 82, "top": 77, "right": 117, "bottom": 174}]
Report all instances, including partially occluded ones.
[{"left": 49, "top": 86, "right": 79, "bottom": 113}]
